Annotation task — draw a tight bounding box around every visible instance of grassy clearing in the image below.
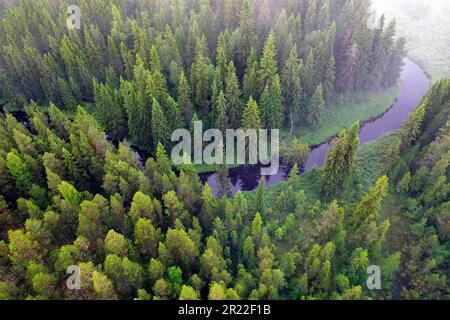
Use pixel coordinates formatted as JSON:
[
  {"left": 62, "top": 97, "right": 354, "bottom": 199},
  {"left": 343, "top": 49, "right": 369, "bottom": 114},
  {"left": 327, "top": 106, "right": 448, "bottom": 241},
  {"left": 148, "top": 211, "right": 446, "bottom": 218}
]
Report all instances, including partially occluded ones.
[{"left": 292, "top": 85, "right": 400, "bottom": 146}]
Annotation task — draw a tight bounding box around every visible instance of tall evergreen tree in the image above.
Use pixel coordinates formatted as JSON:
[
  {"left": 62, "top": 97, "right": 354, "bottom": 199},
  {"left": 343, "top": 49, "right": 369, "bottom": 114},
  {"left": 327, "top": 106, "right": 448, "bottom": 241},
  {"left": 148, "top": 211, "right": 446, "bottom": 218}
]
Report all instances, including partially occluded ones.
[
  {"left": 303, "top": 49, "right": 316, "bottom": 97},
  {"left": 93, "top": 79, "right": 127, "bottom": 142},
  {"left": 259, "top": 32, "right": 278, "bottom": 94},
  {"left": 151, "top": 98, "right": 170, "bottom": 150},
  {"left": 281, "top": 45, "right": 303, "bottom": 133},
  {"left": 237, "top": 0, "right": 256, "bottom": 74},
  {"left": 323, "top": 55, "right": 336, "bottom": 100},
  {"left": 241, "top": 97, "right": 262, "bottom": 130},
  {"left": 243, "top": 48, "right": 259, "bottom": 102},
  {"left": 191, "top": 36, "right": 210, "bottom": 116},
  {"left": 177, "top": 70, "right": 193, "bottom": 124},
  {"left": 308, "top": 84, "right": 324, "bottom": 128},
  {"left": 214, "top": 91, "right": 228, "bottom": 133},
  {"left": 165, "top": 96, "right": 183, "bottom": 132},
  {"left": 225, "top": 61, "right": 242, "bottom": 128}
]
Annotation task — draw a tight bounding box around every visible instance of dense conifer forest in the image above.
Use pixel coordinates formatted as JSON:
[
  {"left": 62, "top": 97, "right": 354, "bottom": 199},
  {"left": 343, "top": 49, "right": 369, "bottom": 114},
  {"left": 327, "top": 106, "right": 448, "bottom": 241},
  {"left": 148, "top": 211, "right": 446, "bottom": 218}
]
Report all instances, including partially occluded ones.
[{"left": 0, "top": 0, "right": 448, "bottom": 300}]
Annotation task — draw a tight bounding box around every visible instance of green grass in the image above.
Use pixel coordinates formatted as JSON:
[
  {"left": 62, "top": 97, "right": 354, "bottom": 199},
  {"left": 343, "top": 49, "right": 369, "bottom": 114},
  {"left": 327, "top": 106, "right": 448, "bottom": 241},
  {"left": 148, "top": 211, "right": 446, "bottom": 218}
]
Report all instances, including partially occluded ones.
[{"left": 292, "top": 85, "right": 400, "bottom": 146}]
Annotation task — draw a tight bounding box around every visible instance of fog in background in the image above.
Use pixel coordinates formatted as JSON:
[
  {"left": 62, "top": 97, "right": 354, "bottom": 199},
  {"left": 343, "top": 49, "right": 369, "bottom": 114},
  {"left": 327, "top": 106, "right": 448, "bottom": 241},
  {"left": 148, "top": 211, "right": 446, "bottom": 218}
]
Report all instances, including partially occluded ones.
[{"left": 371, "top": 0, "right": 450, "bottom": 79}]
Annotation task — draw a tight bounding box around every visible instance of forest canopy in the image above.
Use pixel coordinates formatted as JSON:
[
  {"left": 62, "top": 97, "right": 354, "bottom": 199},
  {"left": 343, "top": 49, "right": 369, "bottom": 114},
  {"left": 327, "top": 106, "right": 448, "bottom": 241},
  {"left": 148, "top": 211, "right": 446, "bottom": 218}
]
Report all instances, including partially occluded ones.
[
  {"left": 0, "top": 0, "right": 448, "bottom": 301},
  {"left": 0, "top": 0, "right": 406, "bottom": 152}
]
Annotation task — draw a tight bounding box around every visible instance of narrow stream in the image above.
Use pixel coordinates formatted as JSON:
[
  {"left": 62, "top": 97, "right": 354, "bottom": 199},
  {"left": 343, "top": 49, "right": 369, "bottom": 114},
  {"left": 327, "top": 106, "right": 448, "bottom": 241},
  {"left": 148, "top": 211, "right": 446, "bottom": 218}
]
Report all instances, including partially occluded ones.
[{"left": 200, "top": 58, "right": 431, "bottom": 196}]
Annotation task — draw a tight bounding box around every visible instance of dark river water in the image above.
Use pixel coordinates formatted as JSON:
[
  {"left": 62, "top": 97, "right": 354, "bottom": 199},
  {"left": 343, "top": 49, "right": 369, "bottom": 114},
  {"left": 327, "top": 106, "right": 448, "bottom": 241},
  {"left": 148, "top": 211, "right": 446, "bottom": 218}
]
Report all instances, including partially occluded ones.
[{"left": 200, "top": 58, "right": 431, "bottom": 196}]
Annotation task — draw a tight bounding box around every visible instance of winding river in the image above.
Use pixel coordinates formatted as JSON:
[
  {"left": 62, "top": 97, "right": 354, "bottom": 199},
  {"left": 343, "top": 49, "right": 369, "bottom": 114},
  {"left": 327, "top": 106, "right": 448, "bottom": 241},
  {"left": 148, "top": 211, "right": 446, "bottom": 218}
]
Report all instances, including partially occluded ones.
[
  {"left": 0, "top": 59, "right": 430, "bottom": 197},
  {"left": 200, "top": 58, "right": 431, "bottom": 196}
]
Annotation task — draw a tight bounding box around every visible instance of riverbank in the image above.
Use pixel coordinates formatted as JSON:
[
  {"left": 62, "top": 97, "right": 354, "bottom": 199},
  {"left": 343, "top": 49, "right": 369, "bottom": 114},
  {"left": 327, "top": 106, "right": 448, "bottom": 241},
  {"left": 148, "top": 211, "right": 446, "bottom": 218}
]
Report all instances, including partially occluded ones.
[{"left": 292, "top": 84, "right": 400, "bottom": 146}]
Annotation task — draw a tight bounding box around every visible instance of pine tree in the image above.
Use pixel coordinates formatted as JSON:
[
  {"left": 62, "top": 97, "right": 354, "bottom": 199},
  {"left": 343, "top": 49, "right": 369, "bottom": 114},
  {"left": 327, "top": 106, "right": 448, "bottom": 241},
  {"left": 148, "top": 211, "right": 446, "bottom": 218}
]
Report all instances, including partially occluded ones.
[
  {"left": 281, "top": 45, "right": 303, "bottom": 133},
  {"left": 225, "top": 61, "right": 242, "bottom": 128},
  {"left": 274, "top": 9, "right": 291, "bottom": 66},
  {"left": 260, "top": 85, "right": 272, "bottom": 129},
  {"left": 338, "top": 44, "right": 357, "bottom": 92},
  {"left": 165, "top": 96, "right": 183, "bottom": 132},
  {"left": 256, "top": 0, "right": 270, "bottom": 40},
  {"left": 237, "top": 0, "right": 256, "bottom": 73},
  {"left": 353, "top": 23, "right": 373, "bottom": 90},
  {"left": 151, "top": 98, "right": 170, "bottom": 150},
  {"left": 352, "top": 175, "right": 389, "bottom": 227},
  {"left": 323, "top": 55, "right": 336, "bottom": 100},
  {"left": 93, "top": 79, "right": 126, "bottom": 142},
  {"left": 215, "top": 44, "right": 228, "bottom": 91},
  {"left": 255, "top": 178, "right": 265, "bottom": 214},
  {"left": 304, "top": 0, "right": 318, "bottom": 34},
  {"left": 6, "top": 151, "right": 34, "bottom": 194},
  {"left": 400, "top": 104, "right": 425, "bottom": 151},
  {"left": 318, "top": 0, "right": 330, "bottom": 30},
  {"left": 243, "top": 48, "right": 259, "bottom": 102},
  {"left": 308, "top": 84, "right": 324, "bottom": 128},
  {"left": 214, "top": 90, "right": 228, "bottom": 133},
  {"left": 120, "top": 78, "right": 151, "bottom": 151},
  {"left": 269, "top": 74, "right": 283, "bottom": 129},
  {"left": 303, "top": 49, "right": 316, "bottom": 97},
  {"left": 191, "top": 36, "right": 210, "bottom": 116},
  {"left": 242, "top": 97, "right": 263, "bottom": 131},
  {"left": 58, "top": 78, "right": 77, "bottom": 111},
  {"left": 177, "top": 70, "right": 193, "bottom": 124},
  {"left": 343, "top": 121, "right": 360, "bottom": 177},
  {"left": 259, "top": 32, "right": 278, "bottom": 94},
  {"left": 320, "top": 121, "right": 360, "bottom": 200}
]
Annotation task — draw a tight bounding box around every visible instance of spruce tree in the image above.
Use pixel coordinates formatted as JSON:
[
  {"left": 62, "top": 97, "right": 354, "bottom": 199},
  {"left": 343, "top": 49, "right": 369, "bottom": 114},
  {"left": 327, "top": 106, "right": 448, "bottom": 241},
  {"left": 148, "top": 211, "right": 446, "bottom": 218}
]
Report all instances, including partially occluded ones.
[
  {"left": 214, "top": 91, "right": 228, "bottom": 133},
  {"left": 243, "top": 48, "right": 259, "bottom": 102},
  {"left": 237, "top": 0, "right": 256, "bottom": 73},
  {"left": 281, "top": 45, "right": 303, "bottom": 133},
  {"left": 165, "top": 96, "right": 183, "bottom": 132},
  {"left": 308, "top": 84, "right": 324, "bottom": 128},
  {"left": 151, "top": 98, "right": 170, "bottom": 150},
  {"left": 191, "top": 36, "right": 210, "bottom": 116},
  {"left": 177, "top": 70, "right": 193, "bottom": 124},
  {"left": 225, "top": 61, "right": 242, "bottom": 128},
  {"left": 58, "top": 78, "right": 77, "bottom": 111},
  {"left": 344, "top": 121, "right": 360, "bottom": 177},
  {"left": 303, "top": 49, "right": 316, "bottom": 97},
  {"left": 304, "top": 0, "right": 318, "bottom": 34},
  {"left": 242, "top": 97, "right": 262, "bottom": 130},
  {"left": 259, "top": 32, "right": 278, "bottom": 94},
  {"left": 269, "top": 74, "right": 284, "bottom": 130},
  {"left": 320, "top": 129, "right": 348, "bottom": 200},
  {"left": 93, "top": 79, "right": 126, "bottom": 142},
  {"left": 324, "top": 55, "right": 336, "bottom": 100},
  {"left": 320, "top": 121, "right": 359, "bottom": 200}
]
